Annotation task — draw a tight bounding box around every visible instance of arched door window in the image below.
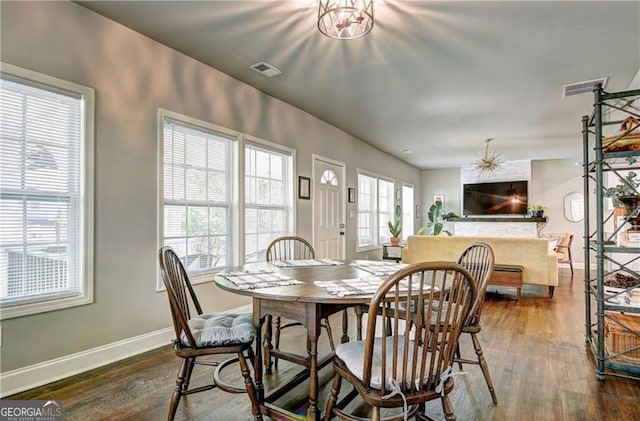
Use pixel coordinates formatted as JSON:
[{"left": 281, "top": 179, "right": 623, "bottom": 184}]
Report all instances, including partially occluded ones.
[{"left": 320, "top": 169, "right": 339, "bottom": 186}]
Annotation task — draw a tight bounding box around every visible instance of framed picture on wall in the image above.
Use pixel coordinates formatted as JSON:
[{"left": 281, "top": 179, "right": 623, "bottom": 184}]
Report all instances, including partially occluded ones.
[
  {"left": 298, "top": 176, "right": 311, "bottom": 200},
  {"left": 348, "top": 187, "right": 356, "bottom": 203},
  {"left": 433, "top": 194, "right": 445, "bottom": 206}
]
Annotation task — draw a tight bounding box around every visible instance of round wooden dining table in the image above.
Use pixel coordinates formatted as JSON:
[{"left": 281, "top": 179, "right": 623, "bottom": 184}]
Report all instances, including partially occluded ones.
[{"left": 213, "top": 260, "right": 384, "bottom": 421}]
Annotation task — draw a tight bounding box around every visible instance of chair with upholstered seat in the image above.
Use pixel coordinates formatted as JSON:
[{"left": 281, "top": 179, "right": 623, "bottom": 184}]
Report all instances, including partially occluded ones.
[
  {"left": 323, "top": 262, "right": 477, "bottom": 421},
  {"left": 545, "top": 232, "right": 574, "bottom": 275},
  {"left": 453, "top": 242, "right": 497, "bottom": 405},
  {"left": 556, "top": 233, "right": 574, "bottom": 275},
  {"left": 264, "top": 236, "right": 337, "bottom": 371},
  {"left": 158, "top": 246, "right": 262, "bottom": 421}
]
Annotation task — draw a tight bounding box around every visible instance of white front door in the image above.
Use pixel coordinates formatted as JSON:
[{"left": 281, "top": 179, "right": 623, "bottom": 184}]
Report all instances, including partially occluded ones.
[{"left": 313, "top": 156, "right": 346, "bottom": 259}]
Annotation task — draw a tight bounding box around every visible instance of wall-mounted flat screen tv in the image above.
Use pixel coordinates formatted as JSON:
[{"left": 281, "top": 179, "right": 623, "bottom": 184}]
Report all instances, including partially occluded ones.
[{"left": 463, "top": 180, "right": 528, "bottom": 216}]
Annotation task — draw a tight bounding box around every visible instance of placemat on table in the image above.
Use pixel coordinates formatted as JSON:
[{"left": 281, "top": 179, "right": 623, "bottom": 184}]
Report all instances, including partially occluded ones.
[
  {"left": 269, "top": 258, "right": 343, "bottom": 268},
  {"left": 221, "top": 270, "right": 303, "bottom": 290},
  {"left": 350, "top": 261, "right": 408, "bottom": 277},
  {"left": 315, "top": 275, "right": 437, "bottom": 297}
]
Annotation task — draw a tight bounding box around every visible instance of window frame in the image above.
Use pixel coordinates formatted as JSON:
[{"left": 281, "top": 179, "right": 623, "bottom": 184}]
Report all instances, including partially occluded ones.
[
  {"left": 0, "top": 62, "right": 95, "bottom": 320},
  {"left": 356, "top": 169, "right": 395, "bottom": 252},
  {"left": 377, "top": 178, "right": 395, "bottom": 245},
  {"left": 402, "top": 183, "right": 415, "bottom": 240},
  {"left": 243, "top": 135, "right": 296, "bottom": 263},
  {"left": 157, "top": 108, "right": 240, "bottom": 287}
]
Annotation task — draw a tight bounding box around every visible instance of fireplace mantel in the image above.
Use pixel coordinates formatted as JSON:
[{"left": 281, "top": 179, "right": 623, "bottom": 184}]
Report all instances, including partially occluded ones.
[
  {"left": 449, "top": 217, "right": 547, "bottom": 223},
  {"left": 450, "top": 217, "right": 547, "bottom": 237}
]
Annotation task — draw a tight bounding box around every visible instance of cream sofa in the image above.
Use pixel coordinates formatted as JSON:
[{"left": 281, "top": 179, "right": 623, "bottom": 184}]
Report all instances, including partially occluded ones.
[{"left": 402, "top": 235, "right": 559, "bottom": 297}]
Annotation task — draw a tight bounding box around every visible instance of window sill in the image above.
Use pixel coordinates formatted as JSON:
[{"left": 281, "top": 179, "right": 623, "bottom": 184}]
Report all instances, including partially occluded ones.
[
  {"left": 0, "top": 292, "right": 93, "bottom": 320},
  {"left": 356, "top": 244, "right": 382, "bottom": 254}
]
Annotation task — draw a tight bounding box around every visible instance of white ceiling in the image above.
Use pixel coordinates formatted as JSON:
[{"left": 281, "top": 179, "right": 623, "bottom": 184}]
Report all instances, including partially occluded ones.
[{"left": 76, "top": 0, "right": 640, "bottom": 169}]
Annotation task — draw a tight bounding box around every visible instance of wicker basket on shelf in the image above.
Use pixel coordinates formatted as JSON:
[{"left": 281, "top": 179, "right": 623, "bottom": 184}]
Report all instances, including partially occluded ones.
[
  {"left": 604, "top": 312, "right": 640, "bottom": 366},
  {"left": 603, "top": 116, "right": 640, "bottom": 153}
]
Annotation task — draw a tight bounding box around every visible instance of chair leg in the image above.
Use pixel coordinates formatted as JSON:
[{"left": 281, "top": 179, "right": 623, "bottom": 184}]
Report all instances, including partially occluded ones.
[
  {"left": 273, "top": 316, "right": 282, "bottom": 370},
  {"left": 263, "top": 315, "right": 273, "bottom": 375},
  {"left": 341, "top": 309, "right": 350, "bottom": 344},
  {"left": 471, "top": 332, "right": 497, "bottom": 405},
  {"left": 371, "top": 406, "right": 381, "bottom": 421},
  {"left": 168, "top": 358, "right": 189, "bottom": 421},
  {"left": 355, "top": 305, "right": 364, "bottom": 341},
  {"left": 237, "top": 351, "right": 263, "bottom": 420},
  {"left": 321, "top": 317, "right": 335, "bottom": 351},
  {"left": 323, "top": 373, "right": 342, "bottom": 421},
  {"left": 441, "top": 394, "right": 457, "bottom": 421},
  {"left": 182, "top": 357, "right": 196, "bottom": 392},
  {"left": 455, "top": 346, "right": 463, "bottom": 371}
]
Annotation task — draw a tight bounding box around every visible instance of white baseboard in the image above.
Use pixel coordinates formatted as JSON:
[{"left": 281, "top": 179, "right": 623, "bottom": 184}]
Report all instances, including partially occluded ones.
[
  {"left": 0, "top": 303, "right": 253, "bottom": 397},
  {"left": 0, "top": 327, "right": 173, "bottom": 398}
]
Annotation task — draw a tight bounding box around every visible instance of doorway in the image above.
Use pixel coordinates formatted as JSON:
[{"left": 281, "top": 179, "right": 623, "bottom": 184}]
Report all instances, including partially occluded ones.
[{"left": 312, "top": 155, "right": 346, "bottom": 259}]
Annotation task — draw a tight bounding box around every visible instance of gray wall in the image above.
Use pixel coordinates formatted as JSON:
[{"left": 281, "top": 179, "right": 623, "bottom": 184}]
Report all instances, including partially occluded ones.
[
  {"left": 421, "top": 159, "right": 584, "bottom": 264},
  {"left": 0, "top": 1, "right": 421, "bottom": 372}
]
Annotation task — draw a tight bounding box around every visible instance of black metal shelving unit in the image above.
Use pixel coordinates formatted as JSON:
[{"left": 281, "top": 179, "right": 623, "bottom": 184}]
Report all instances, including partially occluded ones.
[{"left": 583, "top": 84, "right": 640, "bottom": 380}]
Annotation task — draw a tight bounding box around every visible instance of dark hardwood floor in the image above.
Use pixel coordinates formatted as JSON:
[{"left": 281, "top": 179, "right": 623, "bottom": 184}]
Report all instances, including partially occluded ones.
[{"left": 8, "top": 268, "right": 640, "bottom": 420}]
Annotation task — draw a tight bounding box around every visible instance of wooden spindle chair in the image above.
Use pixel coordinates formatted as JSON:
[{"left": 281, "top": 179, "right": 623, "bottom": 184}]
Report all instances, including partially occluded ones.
[
  {"left": 324, "top": 262, "right": 476, "bottom": 421},
  {"left": 454, "top": 242, "right": 497, "bottom": 404},
  {"left": 158, "top": 246, "right": 262, "bottom": 421},
  {"left": 263, "top": 236, "right": 337, "bottom": 372}
]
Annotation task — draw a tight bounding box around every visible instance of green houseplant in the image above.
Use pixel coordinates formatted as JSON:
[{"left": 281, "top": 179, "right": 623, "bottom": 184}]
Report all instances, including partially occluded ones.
[
  {"left": 528, "top": 204, "right": 546, "bottom": 218},
  {"left": 603, "top": 171, "right": 640, "bottom": 213},
  {"left": 387, "top": 221, "right": 402, "bottom": 245},
  {"left": 417, "top": 200, "right": 458, "bottom": 236}
]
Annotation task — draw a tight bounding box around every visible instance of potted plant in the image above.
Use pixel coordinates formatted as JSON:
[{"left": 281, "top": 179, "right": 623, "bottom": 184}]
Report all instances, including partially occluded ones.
[
  {"left": 417, "top": 200, "right": 458, "bottom": 236},
  {"left": 387, "top": 220, "right": 402, "bottom": 245},
  {"left": 528, "top": 204, "right": 546, "bottom": 218},
  {"left": 603, "top": 170, "right": 640, "bottom": 215}
]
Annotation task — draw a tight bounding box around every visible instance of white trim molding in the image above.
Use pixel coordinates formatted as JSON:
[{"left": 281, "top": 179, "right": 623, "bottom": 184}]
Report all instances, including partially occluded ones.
[
  {"left": 0, "top": 304, "right": 252, "bottom": 397},
  {"left": 0, "top": 328, "right": 173, "bottom": 398}
]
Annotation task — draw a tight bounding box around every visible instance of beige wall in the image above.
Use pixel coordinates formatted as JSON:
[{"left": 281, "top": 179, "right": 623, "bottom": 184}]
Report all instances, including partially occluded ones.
[
  {"left": 0, "top": 1, "right": 421, "bottom": 373},
  {"left": 421, "top": 159, "right": 584, "bottom": 265}
]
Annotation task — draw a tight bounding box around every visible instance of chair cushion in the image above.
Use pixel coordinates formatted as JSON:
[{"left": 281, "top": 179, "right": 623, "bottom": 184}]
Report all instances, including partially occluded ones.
[
  {"left": 182, "top": 313, "right": 255, "bottom": 347},
  {"left": 336, "top": 336, "right": 428, "bottom": 391}
]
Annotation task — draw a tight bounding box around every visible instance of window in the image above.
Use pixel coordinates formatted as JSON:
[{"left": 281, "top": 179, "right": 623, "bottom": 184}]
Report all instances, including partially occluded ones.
[
  {"left": 402, "top": 184, "right": 415, "bottom": 239},
  {"left": 378, "top": 179, "right": 394, "bottom": 244},
  {"left": 357, "top": 171, "right": 394, "bottom": 250},
  {"left": 160, "top": 112, "right": 236, "bottom": 278},
  {"left": 244, "top": 141, "right": 294, "bottom": 263},
  {"left": 0, "top": 63, "right": 94, "bottom": 319},
  {"left": 320, "top": 169, "right": 338, "bottom": 186},
  {"left": 357, "top": 173, "right": 376, "bottom": 248}
]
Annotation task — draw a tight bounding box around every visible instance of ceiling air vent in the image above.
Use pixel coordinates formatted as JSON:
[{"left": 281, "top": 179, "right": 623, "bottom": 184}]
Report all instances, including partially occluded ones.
[
  {"left": 562, "top": 77, "right": 608, "bottom": 97},
  {"left": 249, "top": 62, "right": 282, "bottom": 78}
]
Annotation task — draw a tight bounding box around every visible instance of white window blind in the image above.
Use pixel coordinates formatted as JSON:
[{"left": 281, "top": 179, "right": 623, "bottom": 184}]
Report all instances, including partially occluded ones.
[
  {"left": 357, "top": 173, "right": 377, "bottom": 248},
  {"left": 0, "top": 64, "right": 94, "bottom": 318},
  {"left": 244, "top": 142, "right": 293, "bottom": 262},
  {"left": 162, "top": 118, "right": 234, "bottom": 275},
  {"left": 402, "top": 184, "right": 415, "bottom": 239},
  {"left": 378, "top": 179, "right": 394, "bottom": 244}
]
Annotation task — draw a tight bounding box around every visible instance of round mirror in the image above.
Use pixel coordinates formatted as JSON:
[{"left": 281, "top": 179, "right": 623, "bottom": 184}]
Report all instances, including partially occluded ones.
[{"left": 564, "top": 191, "right": 584, "bottom": 222}]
